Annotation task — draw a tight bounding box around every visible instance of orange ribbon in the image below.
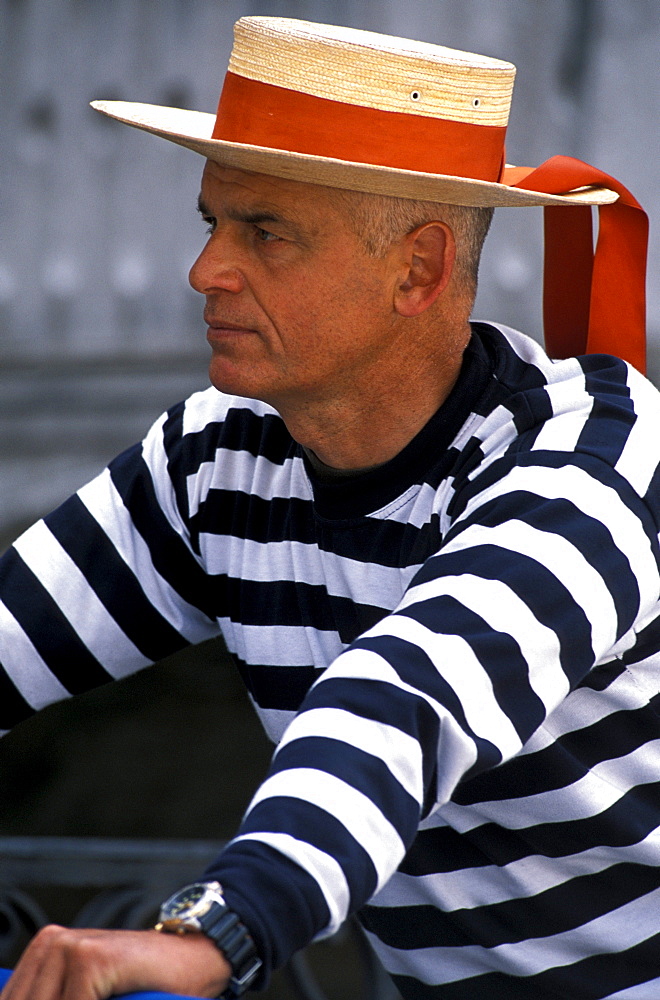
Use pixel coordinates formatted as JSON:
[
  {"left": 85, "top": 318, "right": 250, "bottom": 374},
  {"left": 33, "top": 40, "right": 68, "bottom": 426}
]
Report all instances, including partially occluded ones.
[
  {"left": 503, "top": 157, "right": 648, "bottom": 372},
  {"left": 213, "top": 72, "right": 507, "bottom": 181}
]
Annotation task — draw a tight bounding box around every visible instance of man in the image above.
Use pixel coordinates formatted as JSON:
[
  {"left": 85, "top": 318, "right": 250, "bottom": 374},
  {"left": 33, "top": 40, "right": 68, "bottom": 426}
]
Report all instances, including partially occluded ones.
[{"left": 0, "top": 15, "right": 656, "bottom": 1000}]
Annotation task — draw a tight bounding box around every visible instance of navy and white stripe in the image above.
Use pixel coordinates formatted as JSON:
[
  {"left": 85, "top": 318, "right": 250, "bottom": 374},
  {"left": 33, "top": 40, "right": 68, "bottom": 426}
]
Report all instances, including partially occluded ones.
[{"left": 1, "top": 322, "right": 660, "bottom": 998}]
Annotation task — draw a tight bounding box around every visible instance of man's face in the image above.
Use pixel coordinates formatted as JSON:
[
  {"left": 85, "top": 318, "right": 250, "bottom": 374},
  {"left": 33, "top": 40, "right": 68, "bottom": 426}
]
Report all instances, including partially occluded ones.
[{"left": 190, "top": 161, "right": 400, "bottom": 410}]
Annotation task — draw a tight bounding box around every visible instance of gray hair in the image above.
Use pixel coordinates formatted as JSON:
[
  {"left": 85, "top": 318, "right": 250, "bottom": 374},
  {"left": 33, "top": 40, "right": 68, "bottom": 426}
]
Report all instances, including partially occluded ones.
[{"left": 334, "top": 190, "right": 494, "bottom": 301}]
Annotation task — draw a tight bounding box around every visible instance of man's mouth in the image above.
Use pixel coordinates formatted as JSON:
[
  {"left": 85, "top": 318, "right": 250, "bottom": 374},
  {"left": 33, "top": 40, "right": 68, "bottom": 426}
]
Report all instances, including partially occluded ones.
[{"left": 205, "top": 316, "right": 258, "bottom": 337}]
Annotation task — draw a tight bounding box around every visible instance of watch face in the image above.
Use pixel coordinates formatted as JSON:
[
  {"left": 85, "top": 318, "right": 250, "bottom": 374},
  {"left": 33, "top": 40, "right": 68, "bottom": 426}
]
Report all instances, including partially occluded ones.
[{"left": 162, "top": 883, "right": 213, "bottom": 921}]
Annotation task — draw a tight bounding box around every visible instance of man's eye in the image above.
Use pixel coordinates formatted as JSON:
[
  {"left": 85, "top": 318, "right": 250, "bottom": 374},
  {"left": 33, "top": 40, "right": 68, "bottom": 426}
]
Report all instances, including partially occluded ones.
[
  {"left": 256, "top": 227, "right": 279, "bottom": 242},
  {"left": 202, "top": 217, "right": 215, "bottom": 234}
]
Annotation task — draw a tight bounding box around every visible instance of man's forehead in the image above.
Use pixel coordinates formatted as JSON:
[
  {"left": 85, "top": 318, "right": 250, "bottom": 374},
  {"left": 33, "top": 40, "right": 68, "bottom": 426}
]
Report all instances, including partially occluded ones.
[{"left": 200, "top": 159, "right": 323, "bottom": 204}]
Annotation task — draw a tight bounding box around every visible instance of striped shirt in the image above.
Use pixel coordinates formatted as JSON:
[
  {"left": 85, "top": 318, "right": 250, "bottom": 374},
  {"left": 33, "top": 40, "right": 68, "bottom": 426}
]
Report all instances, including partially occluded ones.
[{"left": 2, "top": 322, "right": 660, "bottom": 998}]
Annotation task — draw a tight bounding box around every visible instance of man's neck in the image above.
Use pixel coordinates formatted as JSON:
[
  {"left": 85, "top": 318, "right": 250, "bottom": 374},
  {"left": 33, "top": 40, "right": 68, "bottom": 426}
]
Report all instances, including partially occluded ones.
[{"left": 275, "top": 342, "right": 467, "bottom": 471}]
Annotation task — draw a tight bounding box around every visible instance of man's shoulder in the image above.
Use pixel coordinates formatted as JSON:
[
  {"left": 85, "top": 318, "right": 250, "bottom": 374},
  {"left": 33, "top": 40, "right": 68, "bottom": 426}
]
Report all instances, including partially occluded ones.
[
  {"left": 475, "top": 320, "right": 658, "bottom": 400},
  {"left": 473, "top": 320, "right": 660, "bottom": 417},
  {"left": 467, "top": 321, "right": 660, "bottom": 509}
]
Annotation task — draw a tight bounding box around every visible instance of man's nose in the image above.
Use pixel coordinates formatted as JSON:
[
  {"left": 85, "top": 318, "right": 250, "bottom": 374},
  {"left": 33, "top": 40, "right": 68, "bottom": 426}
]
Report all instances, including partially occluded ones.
[{"left": 189, "top": 238, "right": 245, "bottom": 295}]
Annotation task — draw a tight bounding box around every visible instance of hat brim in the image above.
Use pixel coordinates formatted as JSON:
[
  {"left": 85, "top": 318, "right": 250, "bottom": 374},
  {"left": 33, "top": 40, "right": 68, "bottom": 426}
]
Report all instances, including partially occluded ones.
[{"left": 91, "top": 100, "right": 619, "bottom": 209}]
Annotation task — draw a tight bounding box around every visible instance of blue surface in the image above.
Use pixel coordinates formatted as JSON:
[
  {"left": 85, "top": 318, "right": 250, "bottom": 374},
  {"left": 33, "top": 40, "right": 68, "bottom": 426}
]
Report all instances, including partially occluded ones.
[{"left": 0, "top": 968, "right": 204, "bottom": 998}]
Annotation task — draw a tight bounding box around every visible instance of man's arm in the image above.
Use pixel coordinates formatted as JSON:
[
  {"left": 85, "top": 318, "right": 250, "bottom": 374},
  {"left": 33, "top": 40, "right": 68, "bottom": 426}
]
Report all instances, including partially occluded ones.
[{"left": 0, "top": 402, "right": 220, "bottom": 734}]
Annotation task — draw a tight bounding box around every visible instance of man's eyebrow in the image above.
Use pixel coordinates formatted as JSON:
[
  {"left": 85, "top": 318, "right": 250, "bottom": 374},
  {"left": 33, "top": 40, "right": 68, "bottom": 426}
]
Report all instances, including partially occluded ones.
[
  {"left": 227, "top": 207, "right": 285, "bottom": 227},
  {"left": 196, "top": 195, "right": 305, "bottom": 237}
]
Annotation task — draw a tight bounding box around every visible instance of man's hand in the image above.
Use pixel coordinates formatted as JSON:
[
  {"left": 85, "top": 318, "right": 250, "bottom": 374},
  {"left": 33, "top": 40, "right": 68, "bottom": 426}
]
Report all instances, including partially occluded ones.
[{"left": 0, "top": 925, "right": 231, "bottom": 1000}]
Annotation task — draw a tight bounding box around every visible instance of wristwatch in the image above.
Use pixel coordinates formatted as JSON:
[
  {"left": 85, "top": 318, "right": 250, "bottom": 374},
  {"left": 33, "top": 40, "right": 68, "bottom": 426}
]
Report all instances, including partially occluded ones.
[{"left": 155, "top": 881, "right": 262, "bottom": 998}]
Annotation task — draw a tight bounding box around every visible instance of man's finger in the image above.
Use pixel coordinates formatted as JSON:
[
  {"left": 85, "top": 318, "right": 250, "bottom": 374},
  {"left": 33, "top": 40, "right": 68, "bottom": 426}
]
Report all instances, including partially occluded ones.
[{"left": 0, "top": 925, "right": 69, "bottom": 1000}]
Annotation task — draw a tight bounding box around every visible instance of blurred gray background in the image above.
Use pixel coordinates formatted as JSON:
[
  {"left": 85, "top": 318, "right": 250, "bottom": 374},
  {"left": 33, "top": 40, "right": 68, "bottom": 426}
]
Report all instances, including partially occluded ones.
[
  {"left": 0, "top": 4, "right": 658, "bottom": 993},
  {"left": 1, "top": 0, "right": 658, "bottom": 547}
]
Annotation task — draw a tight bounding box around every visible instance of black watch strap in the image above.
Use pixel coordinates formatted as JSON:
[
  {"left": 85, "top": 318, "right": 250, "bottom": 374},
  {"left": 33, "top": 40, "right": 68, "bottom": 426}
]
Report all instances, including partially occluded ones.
[{"left": 198, "top": 903, "right": 262, "bottom": 998}]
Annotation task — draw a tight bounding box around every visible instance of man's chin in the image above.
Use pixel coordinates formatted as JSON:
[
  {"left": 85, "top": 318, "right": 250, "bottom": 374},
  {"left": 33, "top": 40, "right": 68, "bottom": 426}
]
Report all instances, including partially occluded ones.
[{"left": 207, "top": 360, "right": 264, "bottom": 402}]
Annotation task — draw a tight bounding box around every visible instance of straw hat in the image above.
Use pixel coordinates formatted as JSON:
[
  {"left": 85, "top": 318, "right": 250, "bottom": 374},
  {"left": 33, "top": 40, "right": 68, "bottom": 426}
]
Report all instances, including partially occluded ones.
[
  {"left": 92, "top": 16, "right": 616, "bottom": 209},
  {"left": 91, "top": 16, "right": 647, "bottom": 371}
]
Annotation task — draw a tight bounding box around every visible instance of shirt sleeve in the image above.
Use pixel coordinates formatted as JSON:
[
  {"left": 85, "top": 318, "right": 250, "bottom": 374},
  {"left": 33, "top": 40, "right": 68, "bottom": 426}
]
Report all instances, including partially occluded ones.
[
  {"left": 205, "top": 449, "right": 660, "bottom": 984},
  {"left": 0, "top": 406, "right": 220, "bottom": 734}
]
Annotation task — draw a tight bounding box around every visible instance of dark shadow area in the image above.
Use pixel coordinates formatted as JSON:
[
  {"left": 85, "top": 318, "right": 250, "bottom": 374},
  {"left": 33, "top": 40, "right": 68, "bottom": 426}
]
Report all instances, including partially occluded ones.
[
  {"left": 0, "top": 639, "right": 397, "bottom": 996},
  {"left": 0, "top": 638, "right": 271, "bottom": 841}
]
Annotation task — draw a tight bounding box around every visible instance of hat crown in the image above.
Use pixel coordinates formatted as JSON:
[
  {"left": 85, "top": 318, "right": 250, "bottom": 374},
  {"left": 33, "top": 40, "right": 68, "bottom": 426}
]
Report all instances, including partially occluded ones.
[{"left": 229, "top": 17, "right": 515, "bottom": 126}]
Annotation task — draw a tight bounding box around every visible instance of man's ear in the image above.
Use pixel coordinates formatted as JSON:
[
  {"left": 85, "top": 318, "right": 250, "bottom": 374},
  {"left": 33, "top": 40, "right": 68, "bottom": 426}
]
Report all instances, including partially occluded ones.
[{"left": 393, "top": 221, "right": 456, "bottom": 318}]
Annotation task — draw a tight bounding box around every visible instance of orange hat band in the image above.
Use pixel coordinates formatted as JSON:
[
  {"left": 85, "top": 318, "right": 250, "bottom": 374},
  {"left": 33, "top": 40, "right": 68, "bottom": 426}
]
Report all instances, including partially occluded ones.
[{"left": 213, "top": 71, "right": 507, "bottom": 182}]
